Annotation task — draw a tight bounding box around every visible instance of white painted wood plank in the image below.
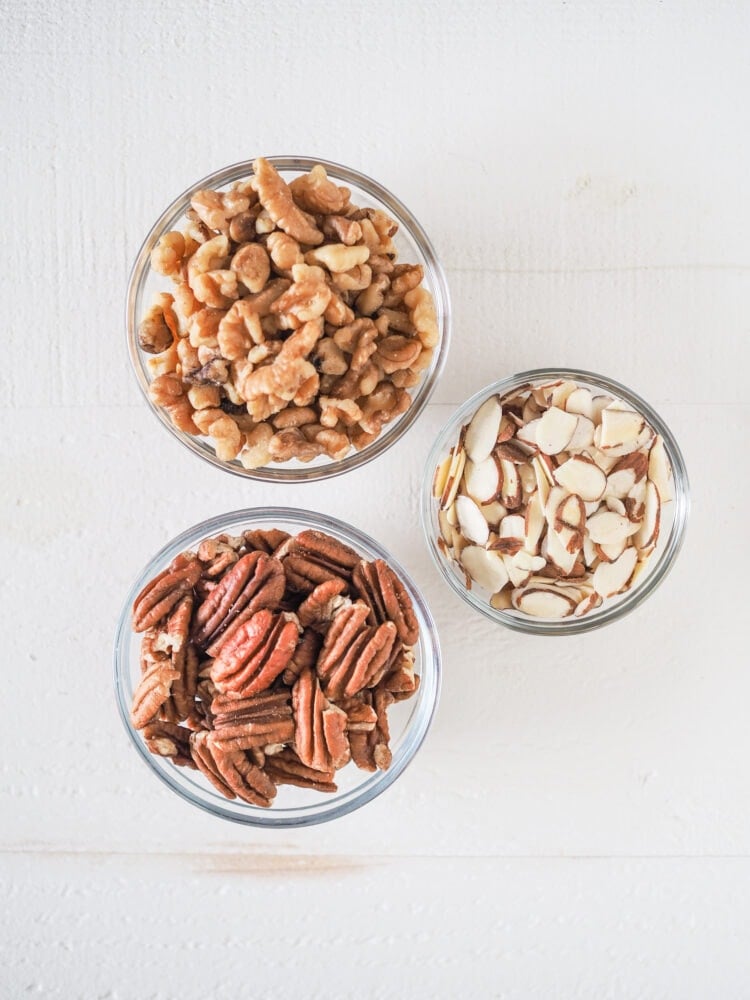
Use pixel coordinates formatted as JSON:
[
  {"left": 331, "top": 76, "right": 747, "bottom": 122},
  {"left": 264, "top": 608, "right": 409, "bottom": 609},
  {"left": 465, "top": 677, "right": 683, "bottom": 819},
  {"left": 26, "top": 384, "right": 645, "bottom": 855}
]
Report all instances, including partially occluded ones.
[{"left": 2, "top": 853, "right": 749, "bottom": 1000}]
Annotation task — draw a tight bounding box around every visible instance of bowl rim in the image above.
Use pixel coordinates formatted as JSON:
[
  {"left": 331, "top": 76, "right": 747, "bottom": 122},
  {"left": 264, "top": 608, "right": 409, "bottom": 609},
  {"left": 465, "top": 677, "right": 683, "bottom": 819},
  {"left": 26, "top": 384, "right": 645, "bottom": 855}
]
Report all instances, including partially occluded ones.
[
  {"left": 126, "top": 154, "right": 451, "bottom": 482},
  {"left": 421, "top": 367, "right": 690, "bottom": 636},
  {"left": 113, "top": 506, "right": 442, "bottom": 826}
]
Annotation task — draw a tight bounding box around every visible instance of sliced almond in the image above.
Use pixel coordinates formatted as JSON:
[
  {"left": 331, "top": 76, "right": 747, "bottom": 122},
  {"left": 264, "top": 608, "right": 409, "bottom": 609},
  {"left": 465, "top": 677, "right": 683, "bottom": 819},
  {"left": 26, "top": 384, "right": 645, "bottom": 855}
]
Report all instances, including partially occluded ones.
[
  {"left": 584, "top": 500, "right": 600, "bottom": 517},
  {"left": 499, "top": 513, "right": 526, "bottom": 539},
  {"left": 599, "top": 408, "right": 646, "bottom": 450},
  {"left": 565, "top": 387, "right": 595, "bottom": 419},
  {"left": 585, "top": 447, "right": 619, "bottom": 474},
  {"left": 512, "top": 587, "right": 577, "bottom": 618},
  {"left": 517, "top": 418, "right": 540, "bottom": 448},
  {"left": 566, "top": 416, "right": 595, "bottom": 452},
  {"left": 594, "top": 538, "right": 627, "bottom": 563},
  {"left": 593, "top": 546, "right": 638, "bottom": 597},
  {"left": 547, "top": 380, "right": 579, "bottom": 409},
  {"left": 535, "top": 406, "right": 578, "bottom": 455},
  {"left": 648, "top": 435, "right": 672, "bottom": 503},
  {"left": 432, "top": 454, "right": 451, "bottom": 499},
  {"left": 497, "top": 413, "right": 517, "bottom": 443},
  {"left": 586, "top": 510, "right": 639, "bottom": 545},
  {"left": 542, "top": 526, "right": 579, "bottom": 575},
  {"left": 464, "top": 396, "right": 503, "bottom": 462},
  {"left": 499, "top": 459, "right": 522, "bottom": 509},
  {"left": 438, "top": 508, "right": 454, "bottom": 545},
  {"left": 519, "top": 462, "right": 537, "bottom": 495},
  {"left": 446, "top": 501, "right": 458, "bottom": 526},
  {"left": 544, "top": 484, "right": 568, "bottom": 524},
  {"left": 460, "top": 545, "right": 509, "bottom": 592},
  {"left": 590, "top": 395, "right": 614, "bottom": 424},
  {"left": 503, "top": 553, "right": 531, "bottom": 588},
  {"left": 490, "top": 589, "right": 513, "bottom": 611},
  {"left": 575, "top": 592, "right": 602, "bottom": 616},
  {"left": 464, "top": 456, "right": 500, "bottom": 503},
  {"left": 634, "top": 480, "right": 661, "bottom": 551},
  {"left": 522, "top": 395, "right": 542, "bottom": 424},
  {"left": 605, "top": 496, "right": 627, "bottom": 516},
  {"left": 479, "top": 499, "right": 507, "bottom": 527},
  {"left": 439, "top": 444, "right": 466, "bottom": 510},
  {"left": 512, "top": 550, "right": 546, "bottom": 573},
  {"left": 554, "top": 493, "right": 586, "bottom": 554},
  {"left": 495, "top": 440, "right": 532, "bottom": 464},
  {"left": 455, "top": 495, "right": 490, "bottom": 546},
  {"left": 606, "top": 468, "right": 637, "bottom": 499},
  {"left": 523, "top": 489, "right": 546, "bottom": 555},
  {"left": 554, "top": 455, "right": 606, "bottom": 502},
  {"left": 582, "top": 533, "right": 598, "bottom": 568}
]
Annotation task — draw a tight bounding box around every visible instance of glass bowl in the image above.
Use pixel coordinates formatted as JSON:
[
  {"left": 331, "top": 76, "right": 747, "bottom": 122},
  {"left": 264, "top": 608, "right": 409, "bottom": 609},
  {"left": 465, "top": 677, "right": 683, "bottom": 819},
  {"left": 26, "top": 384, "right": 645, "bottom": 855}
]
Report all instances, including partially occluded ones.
[
  {"left": 126, "top": 155, "right": 451, "bottom": 482},
  {"left": 421, "top": 368, "right": 690, "bottom": 635},
  {"left": 114, "top": 507, "right": 441, "bottom": 826}
]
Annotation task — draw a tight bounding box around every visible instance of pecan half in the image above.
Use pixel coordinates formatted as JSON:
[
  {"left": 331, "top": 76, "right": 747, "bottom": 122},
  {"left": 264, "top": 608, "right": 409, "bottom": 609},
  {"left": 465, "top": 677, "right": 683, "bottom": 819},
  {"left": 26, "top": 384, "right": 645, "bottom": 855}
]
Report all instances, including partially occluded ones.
[
  {"left": 316, "top": 603, "right": 398, "bottom": 701},
  {"left": 143, "top": 721, "right": 195, "bottom": 768},
  {"left": 130, "top": 635, "right": 181, "bottom": 729},
  {"left": 210, "top": 690, "right": 294, "bottom": 751},
  {"left": 281, "top": 529, "right": 360, "bottom": 594},
  {"left": 191, "top": 731, "right": 276, "bottom": 806},
  {"left": 349, "top": 688, "right": 394, "bottom": 772},
  {"left": 132, "top": 553, "right": 202, "bottom": 632},
  {"left": 282, "top": 627, "right": 322, "bottom": 685},
  {"left": 192, "top": 551, "right": 285, "bottom": 654},
  {"left": 210, "top": 610, "right": 300, "bottom": 698},
  {"left": 292, "top": 667, "right": 350, "bottom": 773},
  {"left": 297, "top": 578, "right": 349, "bottom": 628},
  {"left": 242, "top": 528, "right": 291, "bottom": 555},
  {"left": 264, "top": 748, "right": 337, "bottom": 793},
  {"left": 352, "top": 559, "right": 420, "bottom": 646}
]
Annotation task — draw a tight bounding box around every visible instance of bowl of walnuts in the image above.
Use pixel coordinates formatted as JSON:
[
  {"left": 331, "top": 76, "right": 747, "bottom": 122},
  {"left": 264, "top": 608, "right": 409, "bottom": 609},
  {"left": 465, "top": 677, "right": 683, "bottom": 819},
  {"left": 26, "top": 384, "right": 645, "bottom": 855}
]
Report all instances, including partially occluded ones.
[{"left": 126, "top": 156, "right": 450, "bottom": 481}]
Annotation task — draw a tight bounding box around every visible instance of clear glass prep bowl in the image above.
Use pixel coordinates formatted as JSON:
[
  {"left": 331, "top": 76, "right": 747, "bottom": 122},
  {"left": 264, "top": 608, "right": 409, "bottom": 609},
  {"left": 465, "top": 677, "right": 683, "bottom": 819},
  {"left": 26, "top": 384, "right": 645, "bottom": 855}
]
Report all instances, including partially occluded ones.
[
  {"left": 421, "top": 368, "right": 690, "bottom": 636},
  {"left": 113, "top": 507, "right": 441, "bottom": 827},
  {"left": 126, "top": 155, "right": 451, "bottom": 482}
]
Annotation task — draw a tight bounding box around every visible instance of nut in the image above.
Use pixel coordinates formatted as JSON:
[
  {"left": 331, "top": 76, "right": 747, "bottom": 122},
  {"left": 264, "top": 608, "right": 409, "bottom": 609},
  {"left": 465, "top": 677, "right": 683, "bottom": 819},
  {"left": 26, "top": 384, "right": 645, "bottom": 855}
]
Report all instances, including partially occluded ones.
[
  {"left": 292, "top": 667, "right": 350, "bottom": 772},
  {"left": 435, "top": 379, "right": 674, "bottom": 620},
  {"left": 210, "top": 609, "right": 300, "bottom": 698}
]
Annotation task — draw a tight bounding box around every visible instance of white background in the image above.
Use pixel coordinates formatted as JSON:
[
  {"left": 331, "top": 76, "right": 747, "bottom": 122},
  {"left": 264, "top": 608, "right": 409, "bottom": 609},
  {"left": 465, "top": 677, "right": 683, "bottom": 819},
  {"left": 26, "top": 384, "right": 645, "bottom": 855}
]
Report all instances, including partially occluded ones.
[{"left": 2, "top": 1, "right": 748, "bottom": 997}]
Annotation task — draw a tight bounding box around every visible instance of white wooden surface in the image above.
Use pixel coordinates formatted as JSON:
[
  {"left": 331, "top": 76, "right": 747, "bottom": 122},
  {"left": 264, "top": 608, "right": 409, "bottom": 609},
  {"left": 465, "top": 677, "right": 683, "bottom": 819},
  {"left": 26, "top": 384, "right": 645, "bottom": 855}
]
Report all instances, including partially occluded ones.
[{"left": 3, "top": 1, "right": 747, "bottom": 997}]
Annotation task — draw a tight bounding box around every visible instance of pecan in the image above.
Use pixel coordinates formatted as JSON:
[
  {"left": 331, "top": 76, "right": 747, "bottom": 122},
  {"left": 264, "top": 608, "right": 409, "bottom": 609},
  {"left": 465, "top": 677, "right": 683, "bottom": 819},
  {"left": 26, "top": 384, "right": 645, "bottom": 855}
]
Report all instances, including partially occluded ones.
[
  {"left": 143, "top": 721, "right": 195, "bottom": 768},
  {"left": 197, "top": 534, "right": 243, "bottom": 578},
  {"left": 211, "top": 609, "right": 300, "bottom": 698},
  {"left": 282, "top": 627, "right": 322, "bottom": 685},
  {"left": 316, "top": 603, "right": 398, "bottom": 701},
  {"left": 132, "top": 553, "right": 202, "bottom": 633},
  {"left": 192, "top": 551, "right": 285, "bottom": 653},
  {"left": 263, "top": 749, "right": 337, "bottom": 793},
  {"left": 349, "top": 688, "right": 394, "bottom": 772},
  {"left": 352, "top": 559, "right": 420, "bottom": 645},
  {"left": 243, "top": 528, "right": 291, "bottom": 555},
  {"left": 297, "top": 578, "right": 349, "bottom": 628},
  {"left": 378, "top": 649, "right": 420, "bottom": 702},
  {"left": 281, "top": 529, "right": 360, "bottom": 594},
  {"left": 338, "top": 695, "right": 378, "bottom": 732},
  {"left": 152, "top": 595, "right": 199, "bottom": 720},
  {"left": 292, "top": 667, "right": 350, "bottom": 772},
  {"left": 190, "top": 732, "right": 276, "bottom": 806},
  {"left": 210, "top": 690, "right": 294, "bottom": 751},
  {"left": 130, "top": 634, "right": 181, "bottom": 729}
]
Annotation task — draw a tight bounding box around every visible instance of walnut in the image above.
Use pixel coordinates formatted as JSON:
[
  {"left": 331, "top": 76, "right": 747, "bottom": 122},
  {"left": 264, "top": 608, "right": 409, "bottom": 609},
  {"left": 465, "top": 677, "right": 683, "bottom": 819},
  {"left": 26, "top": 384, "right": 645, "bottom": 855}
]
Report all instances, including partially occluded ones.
[
  {"left": 355, "top": 273, "right": 390, "bottom": 316},
  {"left": 253, "top": 157, "right": 324, "bottom": 245},
  {"left": 228, "top": 204, "right": 263, "bottom": 243},
  {"left": 270, "top": 266, "right": 331, "bottom": 324},
  {"left": 187, "top": 234, "right": 230, "bottom": 284},
  {"left": 149, "top": 372, "right": 199, "bottom": 434},
  {"left": 322, "top": 215, "right": 362, "bottom": 246},
  {"left": 231, "top": 243, "right": 271, "bottom": 294},
  {"left": 289, "top": 164, "right": 348, "bottom": 215},
  {"left": 385, "top": 263, "right": 424, "bottom": 306},
  {"left": 187, "top": 385, "right": 221, "bottom": 410},
  {"left": 191, "top": 188, "right": 251, "bottom": 232},
  {"left": 377, "top": 307, "right": 414, "bottom": 335},
  {"left": 266, "top": 231, "right": 303, "bottom": 273},
  {"left": 190, "top": 269, "right": 239, "bottom": 309},
  {"left": 151, "top": 232, "right": 189, "bottom": 278},
  {"left": 192, "top": 408, "right": 243, "bottom": 460},
  {"left": 272, "top": 405, "right": 318, "bottom": 429},
  {"left": 173, "top": 281, "right": 201, "bottom": 319},
  {"left": 313, "top": 338, "right": 348, "bottom": 375},
  {"left": 138, "top": 293, "right": 178, "bottom": 354},
  {"left": 374, "top": 334, "right": 422, "bottom": 374},
  {"left": 188, "top": 308, "right": 223, "bottom": 349},
  {"left": 319, "top": 396, "right": 362, "bottom": 428},
  {"left": 404, "top": 285, "right": 439, "bottom": 347},
  {"left": 305, "top": 425, "right": 350, "bottom": 460},
  {"left": 305, "top": 243, "right": 370, "bottom": 273},
  {"left": 217, "top": 299, "right": 264, "bottom": 360},
  {"left": 357, "top": 382, "right": 410, "bottom": 435},
  {"left": 239, "top": 422, "right": 274, "bottom": 469},
  {"left": 267, "top": 428, "right": 324, "bottom": 463},
  {"left": 330, "top": 263, "right": 372, "bottom": 293}
]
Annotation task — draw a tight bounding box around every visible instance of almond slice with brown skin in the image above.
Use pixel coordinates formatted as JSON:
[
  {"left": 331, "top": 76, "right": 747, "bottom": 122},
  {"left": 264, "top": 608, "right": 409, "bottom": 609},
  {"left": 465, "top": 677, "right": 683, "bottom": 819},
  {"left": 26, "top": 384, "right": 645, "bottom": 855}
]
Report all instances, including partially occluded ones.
[
  {"left": 586, "top": 510, "right": 639, "bottom": 545},
  {"left": 634, "top": 480, "right": 661, "bottom": 551},
  {"left": 480, "top": 499, "right": 507, "bottom": 527},
  {"left": 599, "top": 408, "right": 646, "bottom": 450},
  {"left": 439, "top": 444, "right": 466, "bottom": 510},
  {"left": 524, "top": 489, "right": 546, "bottom": 555},
  {"left": 590, "top": 395, "right": 614, "bottom": 424},
  {"left": 566, "top": 416, "right": 595, "bottom": 452},
  {"left": 554, "top": 493, "right": 586, "bottom": 554},
  {"left": 490, "top": 589, "right": 513, "bottom": 611},
  {"left": 535, "top": 406, "right": 578, "bottom": 455},
  {"left": 512, "top": 587, "right": 577, "bottom": 618},
  {"left": 648, "top": 435, "right": 672, "bottom": 502},
  {"left": 503, "top": 553, "right": 531, "bottom": 587},
  {"left": 499, "top": 459, "right": 522, "bottom": 509},
  {"left": 455, "top": 494, "right": 490, "bottom": 546},
  {"left": 575, "top": 591, "right": 602, "bottom": 616},
  {"left": 593, "top": 546, "right": 638, "bottom": 597},
  {"left": 547, "top": 380, "right": 579, "bottom": 409},
  {"left": 605, "top": 496, "right": 627, "bottom": 516},
  {"left": 542, "top": 526, "right": 579, "bottom": 575},
  {"left": 553, "top": 455, "right": 607, "bottom": 502},
  {"left": 460, "top": 545, "right": 510, "bottom": 592},
  {"left": 594, "top": 538, "right": 627, "bottom": 563},
  {"left": 517, "top": 418, "right": 540, "bottom": 448},
  {"left": 432, "top": 454, "right": 451, "bottom": 499},
  {"left": 512, "top": 550, "right": 546, "bottom": 574},
  {"left": 464, "top": 456, "right": 500, "bottom": 503},
  {"left": 583, "top": 533, "right": 598, "bottom": 568},
  {"left": 464, "top": 395, "right": 503, "bottom": 462},
  {"left": 565, "top": 387, "right": 595, "bottom": 419}
]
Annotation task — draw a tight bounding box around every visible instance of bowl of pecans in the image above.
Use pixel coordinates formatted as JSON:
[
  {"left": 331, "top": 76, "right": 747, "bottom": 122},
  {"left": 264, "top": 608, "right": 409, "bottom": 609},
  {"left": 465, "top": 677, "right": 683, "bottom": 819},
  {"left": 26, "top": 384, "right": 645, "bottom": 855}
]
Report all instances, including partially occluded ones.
[
  {"left": 114, "top": 508, "right": 440, "bottom": 826},
  {"left": 126, "top": 156, "right": 450, "bottom": 480},
  {"left": 422, "top": 369, "right": 689, "bottom": 635}
]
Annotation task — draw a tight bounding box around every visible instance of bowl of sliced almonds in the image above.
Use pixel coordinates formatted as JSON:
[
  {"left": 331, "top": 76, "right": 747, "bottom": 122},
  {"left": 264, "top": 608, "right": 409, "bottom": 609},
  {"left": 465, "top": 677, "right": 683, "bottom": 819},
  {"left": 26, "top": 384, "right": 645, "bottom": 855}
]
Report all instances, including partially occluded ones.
[{"left": 422, "top": 369, "right": 689, "bottom": 634}]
